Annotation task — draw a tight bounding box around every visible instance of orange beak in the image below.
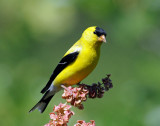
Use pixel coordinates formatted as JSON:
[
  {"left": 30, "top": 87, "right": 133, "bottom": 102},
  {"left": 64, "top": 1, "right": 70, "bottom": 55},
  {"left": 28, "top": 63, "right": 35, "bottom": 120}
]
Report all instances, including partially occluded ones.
[{"left": 98, "top": 35, "right": 106, "bottom": 43}]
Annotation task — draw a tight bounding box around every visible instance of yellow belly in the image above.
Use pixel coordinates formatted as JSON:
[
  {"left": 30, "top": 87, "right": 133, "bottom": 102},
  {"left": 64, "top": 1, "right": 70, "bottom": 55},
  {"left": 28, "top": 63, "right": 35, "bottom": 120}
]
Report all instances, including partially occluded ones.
[{"left": 53, "top": 47, "right": 100, "bottom": 87}]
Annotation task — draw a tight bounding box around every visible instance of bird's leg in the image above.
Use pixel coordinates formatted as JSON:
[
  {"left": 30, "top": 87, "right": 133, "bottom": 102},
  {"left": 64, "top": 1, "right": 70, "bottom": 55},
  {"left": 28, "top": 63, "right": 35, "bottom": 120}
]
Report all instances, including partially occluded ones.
[
  {"left": 77, "top": 82, "right": 81, "bottom": 86},
  {"left": 61, "top": 85, "right": 73, "bottom": 95},
  {"left": 61, "top": 85, "right": 68, "bottom": 90}
]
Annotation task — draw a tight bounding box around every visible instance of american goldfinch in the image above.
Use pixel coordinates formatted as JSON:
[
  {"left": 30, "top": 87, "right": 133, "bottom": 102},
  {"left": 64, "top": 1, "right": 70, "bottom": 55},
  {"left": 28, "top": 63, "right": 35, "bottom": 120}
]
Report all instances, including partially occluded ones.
[{"left": 29, "top": 26, "right": 107, "bottom": 113}]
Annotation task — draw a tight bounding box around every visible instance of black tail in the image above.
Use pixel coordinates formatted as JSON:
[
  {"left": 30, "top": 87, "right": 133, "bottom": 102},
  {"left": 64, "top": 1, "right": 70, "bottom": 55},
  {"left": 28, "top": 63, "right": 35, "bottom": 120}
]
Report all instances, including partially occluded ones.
[{"left": 29, "top": 90, "right": 54, "bottom": 113}]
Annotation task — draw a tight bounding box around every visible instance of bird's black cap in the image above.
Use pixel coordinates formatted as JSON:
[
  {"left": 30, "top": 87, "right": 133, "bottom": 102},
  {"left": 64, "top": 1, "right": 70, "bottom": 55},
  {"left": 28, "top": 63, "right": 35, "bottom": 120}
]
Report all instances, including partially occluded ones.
[{"left": 94, "top": 27, "right": 107, "bottom": 37}]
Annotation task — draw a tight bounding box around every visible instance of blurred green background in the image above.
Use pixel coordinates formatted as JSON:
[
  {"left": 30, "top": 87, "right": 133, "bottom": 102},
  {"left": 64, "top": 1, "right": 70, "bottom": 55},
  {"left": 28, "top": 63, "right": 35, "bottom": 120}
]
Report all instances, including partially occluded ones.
[{"left": 0, "top": 0, "right": 160, "bottom": 126}]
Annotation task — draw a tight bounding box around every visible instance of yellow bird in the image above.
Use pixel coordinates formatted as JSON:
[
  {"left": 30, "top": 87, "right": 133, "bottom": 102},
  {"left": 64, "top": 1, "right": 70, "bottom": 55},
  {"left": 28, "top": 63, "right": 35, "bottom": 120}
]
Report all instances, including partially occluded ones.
[{"left": 29, "top": 26, "right": 107, "bottom": 113}]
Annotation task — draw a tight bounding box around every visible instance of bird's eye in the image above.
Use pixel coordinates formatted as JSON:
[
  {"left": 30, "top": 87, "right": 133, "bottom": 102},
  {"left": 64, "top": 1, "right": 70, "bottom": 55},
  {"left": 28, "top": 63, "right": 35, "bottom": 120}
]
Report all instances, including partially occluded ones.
[{"left": 94, "top": 27, "right": 107, "bottom": 37}]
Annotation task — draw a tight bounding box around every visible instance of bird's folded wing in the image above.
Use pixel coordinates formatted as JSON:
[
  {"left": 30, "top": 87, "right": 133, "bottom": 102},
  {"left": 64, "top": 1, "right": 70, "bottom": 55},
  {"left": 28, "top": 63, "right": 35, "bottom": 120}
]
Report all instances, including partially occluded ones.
[{"left": 41, "top": 51, "right": 79, "bottom": 94}]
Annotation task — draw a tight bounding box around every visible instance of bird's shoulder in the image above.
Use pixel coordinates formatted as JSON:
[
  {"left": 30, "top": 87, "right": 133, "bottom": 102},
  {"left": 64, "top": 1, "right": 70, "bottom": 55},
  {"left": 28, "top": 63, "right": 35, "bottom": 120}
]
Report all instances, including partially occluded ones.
[{"left": 64, "top": 41, "right": 82, "bottom": 56}]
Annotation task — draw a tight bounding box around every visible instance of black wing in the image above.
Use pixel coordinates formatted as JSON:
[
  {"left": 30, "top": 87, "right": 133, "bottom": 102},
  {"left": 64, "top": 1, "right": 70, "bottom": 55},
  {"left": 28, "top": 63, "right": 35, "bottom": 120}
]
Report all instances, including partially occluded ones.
[{"left": 41, "top": 51, "right": 79, "bottom": 94}]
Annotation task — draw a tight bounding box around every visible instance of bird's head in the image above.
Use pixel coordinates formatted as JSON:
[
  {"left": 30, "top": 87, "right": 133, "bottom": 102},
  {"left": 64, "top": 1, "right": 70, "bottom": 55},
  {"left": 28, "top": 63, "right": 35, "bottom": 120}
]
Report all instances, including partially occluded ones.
[{"left": 81, "top": 26, "right": 107, "bottom": 46}]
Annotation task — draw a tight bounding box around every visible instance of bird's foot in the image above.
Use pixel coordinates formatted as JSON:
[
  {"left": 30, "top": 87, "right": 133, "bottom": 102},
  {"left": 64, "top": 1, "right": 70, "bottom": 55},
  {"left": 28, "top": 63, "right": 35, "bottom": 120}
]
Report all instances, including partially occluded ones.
[{"left": 61, "top": 85, "right": 73, "bottom": 95}]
